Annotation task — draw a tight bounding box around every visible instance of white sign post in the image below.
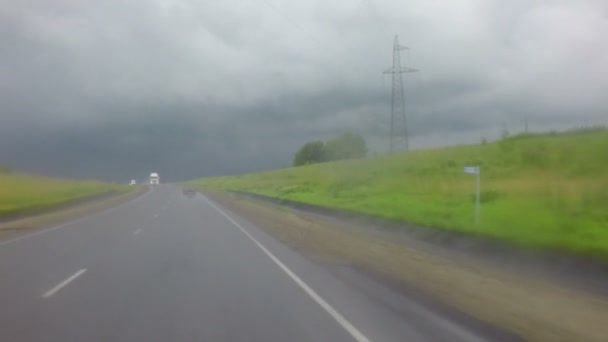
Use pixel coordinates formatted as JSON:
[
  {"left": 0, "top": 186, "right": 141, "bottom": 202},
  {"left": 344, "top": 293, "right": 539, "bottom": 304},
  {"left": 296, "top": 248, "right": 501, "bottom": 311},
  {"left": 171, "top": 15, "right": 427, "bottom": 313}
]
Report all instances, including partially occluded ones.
[{"left": 464, "top": 166, "right": 480, "bottom": 224}]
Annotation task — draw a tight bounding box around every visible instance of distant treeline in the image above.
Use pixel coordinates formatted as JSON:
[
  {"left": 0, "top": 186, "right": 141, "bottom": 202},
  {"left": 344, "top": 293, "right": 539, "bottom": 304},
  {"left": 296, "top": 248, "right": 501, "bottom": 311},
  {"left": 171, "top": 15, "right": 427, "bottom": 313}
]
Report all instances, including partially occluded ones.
[
  {"left": 503, "top": 124, "right": 608, "bottom": 141},
  {"left": 293, "top": 132, "right": 366, "bottom": 167}
]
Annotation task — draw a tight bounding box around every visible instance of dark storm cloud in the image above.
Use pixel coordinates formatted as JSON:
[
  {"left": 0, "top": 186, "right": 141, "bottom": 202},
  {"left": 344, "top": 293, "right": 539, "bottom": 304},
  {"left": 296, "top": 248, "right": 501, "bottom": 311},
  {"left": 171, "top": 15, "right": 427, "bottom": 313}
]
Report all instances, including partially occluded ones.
[{"left": 0, "top": 0, "right": 607, "bottom": 181}]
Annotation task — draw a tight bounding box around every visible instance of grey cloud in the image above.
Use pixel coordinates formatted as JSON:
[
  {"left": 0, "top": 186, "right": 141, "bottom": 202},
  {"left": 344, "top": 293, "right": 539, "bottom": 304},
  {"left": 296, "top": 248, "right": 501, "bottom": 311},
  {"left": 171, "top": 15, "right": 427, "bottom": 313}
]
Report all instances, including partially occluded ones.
[{"left": 0, "top": 0, "right": 607, "bottom": 181}]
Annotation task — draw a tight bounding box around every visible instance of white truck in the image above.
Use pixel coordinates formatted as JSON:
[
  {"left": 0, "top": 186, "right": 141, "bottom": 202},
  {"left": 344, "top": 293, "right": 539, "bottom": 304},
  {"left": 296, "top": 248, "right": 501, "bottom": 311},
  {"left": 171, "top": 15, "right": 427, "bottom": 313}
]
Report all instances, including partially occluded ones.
[{"left": 149, "top": 172, "right": 160, "bottom": 185}]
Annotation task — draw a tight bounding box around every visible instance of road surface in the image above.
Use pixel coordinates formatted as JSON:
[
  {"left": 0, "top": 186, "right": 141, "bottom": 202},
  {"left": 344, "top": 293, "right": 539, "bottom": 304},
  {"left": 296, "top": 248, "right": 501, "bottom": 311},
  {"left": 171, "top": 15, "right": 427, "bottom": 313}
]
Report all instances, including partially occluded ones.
[{"left": 0, "top": 185, "right": 514, "bottom": 341}]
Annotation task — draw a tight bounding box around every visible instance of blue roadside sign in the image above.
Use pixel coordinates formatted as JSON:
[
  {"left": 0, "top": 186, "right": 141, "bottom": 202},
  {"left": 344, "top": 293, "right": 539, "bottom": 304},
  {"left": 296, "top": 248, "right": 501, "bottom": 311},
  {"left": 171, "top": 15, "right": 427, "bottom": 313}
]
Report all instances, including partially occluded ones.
[{"left": 464, "top": 166, "right": 479, "bottom": 174}]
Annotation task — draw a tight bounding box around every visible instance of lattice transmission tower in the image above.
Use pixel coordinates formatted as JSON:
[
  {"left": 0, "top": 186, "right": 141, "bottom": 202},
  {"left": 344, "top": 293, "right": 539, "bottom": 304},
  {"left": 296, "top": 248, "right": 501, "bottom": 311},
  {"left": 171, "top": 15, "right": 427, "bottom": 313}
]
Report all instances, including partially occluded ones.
[{"left": 383, "top": 35, "right": 418, "bottom": 153}]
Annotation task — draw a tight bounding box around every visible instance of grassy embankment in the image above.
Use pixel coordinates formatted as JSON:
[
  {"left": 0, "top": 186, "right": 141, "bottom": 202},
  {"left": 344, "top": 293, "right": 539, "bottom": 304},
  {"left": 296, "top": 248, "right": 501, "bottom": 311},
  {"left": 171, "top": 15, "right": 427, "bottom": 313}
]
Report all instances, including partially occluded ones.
[
  {"left": 190, "top": 128, "right": 608, "bottom": 258},
  {"left": 0, "top": 173, "right": 130, "bottom": 219}
]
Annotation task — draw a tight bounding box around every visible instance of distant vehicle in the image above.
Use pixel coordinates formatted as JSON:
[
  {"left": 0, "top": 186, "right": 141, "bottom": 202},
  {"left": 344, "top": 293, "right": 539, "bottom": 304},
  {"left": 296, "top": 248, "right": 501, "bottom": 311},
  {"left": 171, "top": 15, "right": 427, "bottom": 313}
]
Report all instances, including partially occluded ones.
[
  {"left": 149, "top": 172, "right": 159, "bottom": 185},
  {"left": 183, "top": 187, "right": 196, "bottom": 197},
  {"left": 129, "top": 179, "right": 136, "bottom": 185}
]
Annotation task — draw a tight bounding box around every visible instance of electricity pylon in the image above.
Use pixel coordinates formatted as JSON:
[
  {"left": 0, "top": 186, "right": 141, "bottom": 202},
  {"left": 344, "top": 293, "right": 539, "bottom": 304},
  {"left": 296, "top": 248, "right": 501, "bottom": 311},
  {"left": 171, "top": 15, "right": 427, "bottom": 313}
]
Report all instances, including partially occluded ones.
[{"left": 383, "top": 35, "right": 418, "bottom": 153}]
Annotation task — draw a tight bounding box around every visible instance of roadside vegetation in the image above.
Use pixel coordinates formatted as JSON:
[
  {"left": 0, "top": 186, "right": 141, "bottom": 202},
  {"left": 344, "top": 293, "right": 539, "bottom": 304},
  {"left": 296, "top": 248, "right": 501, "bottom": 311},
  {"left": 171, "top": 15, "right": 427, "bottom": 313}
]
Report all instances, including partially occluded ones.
[
  {"left": 0, "top": 171, "right": 130, "bottom": 219},
  {"left": 190, "top": 127, "right": 608, "bottom": 258}
]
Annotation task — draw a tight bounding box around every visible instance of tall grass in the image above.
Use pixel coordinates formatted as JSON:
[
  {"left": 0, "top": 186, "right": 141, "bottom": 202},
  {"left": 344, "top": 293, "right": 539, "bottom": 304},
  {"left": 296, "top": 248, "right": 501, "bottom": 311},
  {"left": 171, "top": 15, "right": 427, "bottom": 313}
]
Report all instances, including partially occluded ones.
[
  {"left": 0, "top": 174, "right": 129, "bottom": 217},
  {"left": 190, "top": 129, "right": 608, "bottom": 258}
]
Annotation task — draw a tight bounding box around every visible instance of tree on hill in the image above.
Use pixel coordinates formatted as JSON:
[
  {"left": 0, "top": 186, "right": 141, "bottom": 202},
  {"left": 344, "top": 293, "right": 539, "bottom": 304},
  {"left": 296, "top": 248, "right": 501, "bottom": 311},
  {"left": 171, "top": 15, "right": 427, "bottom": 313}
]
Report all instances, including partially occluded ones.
[
  {"left": 323, "top": 132, "right": 367, "bottom": 161},
  {"left": 293, "top": 140, "right": 325, "bottom": 166},
  {"left": 0, "top": 165, "right": 13, "bottom": 174},
  {"left": 293, "top": 132, "right": 367, "bottom": 167}
]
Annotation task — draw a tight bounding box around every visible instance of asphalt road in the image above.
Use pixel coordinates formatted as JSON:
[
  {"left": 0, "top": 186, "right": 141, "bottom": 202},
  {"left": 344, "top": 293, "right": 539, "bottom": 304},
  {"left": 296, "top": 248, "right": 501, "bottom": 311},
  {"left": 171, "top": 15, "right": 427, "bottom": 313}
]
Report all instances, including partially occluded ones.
[{"left": 0, "top": 185, "right": 514, "bottom": 341}]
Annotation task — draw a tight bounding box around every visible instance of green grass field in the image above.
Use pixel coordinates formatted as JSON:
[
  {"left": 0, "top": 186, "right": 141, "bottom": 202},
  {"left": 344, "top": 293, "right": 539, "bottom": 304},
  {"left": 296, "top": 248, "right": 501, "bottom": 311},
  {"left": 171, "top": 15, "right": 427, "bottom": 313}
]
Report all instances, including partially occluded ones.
[
  {"left": 0, "top": 173, "right": 130, "bottom": 218},
  {"left": 190, "top": 128, "right": 608, "bottom": 258}
]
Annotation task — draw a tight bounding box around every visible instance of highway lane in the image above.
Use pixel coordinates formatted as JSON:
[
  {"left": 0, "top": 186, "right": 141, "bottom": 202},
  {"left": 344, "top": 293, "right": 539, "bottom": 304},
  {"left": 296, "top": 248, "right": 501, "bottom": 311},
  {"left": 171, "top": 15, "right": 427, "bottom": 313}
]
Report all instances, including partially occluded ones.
[{"left": 0, "top": 185, "right": 511, "bottom": 341}]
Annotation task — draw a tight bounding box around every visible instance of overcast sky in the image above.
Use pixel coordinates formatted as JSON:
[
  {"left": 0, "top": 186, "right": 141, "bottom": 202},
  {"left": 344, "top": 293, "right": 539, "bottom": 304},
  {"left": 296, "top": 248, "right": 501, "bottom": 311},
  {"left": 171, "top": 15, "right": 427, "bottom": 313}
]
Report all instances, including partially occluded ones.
[{"left": 1, "top": 0, "right": 607, "bottom": 181}]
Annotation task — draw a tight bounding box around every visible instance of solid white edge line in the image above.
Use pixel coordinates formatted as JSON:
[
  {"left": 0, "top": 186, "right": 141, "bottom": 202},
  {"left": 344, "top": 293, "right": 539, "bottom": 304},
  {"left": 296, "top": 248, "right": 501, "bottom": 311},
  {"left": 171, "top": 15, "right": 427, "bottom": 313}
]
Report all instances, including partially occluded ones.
[
  {"left": 203, "top": 196, "right": 371, "bottom": 342},
  {"left": 42, "top": 268, "right": 87, "bottom": 298},
  {"left": 0, "top": 187, "right": 153, "bottom": 246}
]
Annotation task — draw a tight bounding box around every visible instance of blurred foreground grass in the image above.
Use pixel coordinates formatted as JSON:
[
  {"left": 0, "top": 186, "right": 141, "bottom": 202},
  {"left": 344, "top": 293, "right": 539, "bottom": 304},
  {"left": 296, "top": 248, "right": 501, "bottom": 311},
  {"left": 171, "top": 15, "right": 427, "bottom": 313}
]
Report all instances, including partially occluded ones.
[{"left": 190, "top": 128, "right": 608, "bottom": 258}]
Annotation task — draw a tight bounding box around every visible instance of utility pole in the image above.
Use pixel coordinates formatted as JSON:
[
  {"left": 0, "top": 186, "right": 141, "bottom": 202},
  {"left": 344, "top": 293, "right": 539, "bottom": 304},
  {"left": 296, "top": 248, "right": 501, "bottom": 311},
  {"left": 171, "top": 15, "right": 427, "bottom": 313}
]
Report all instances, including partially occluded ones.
[{"left": 383, "top": 35, "right": 418, "bottom": 153}]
